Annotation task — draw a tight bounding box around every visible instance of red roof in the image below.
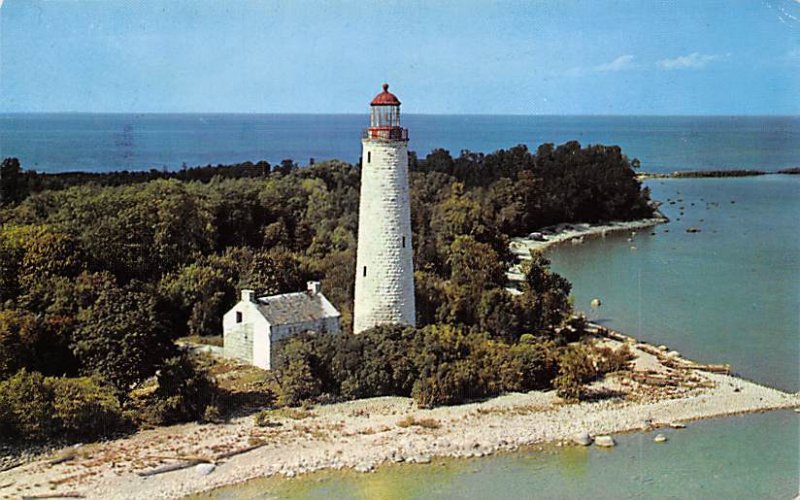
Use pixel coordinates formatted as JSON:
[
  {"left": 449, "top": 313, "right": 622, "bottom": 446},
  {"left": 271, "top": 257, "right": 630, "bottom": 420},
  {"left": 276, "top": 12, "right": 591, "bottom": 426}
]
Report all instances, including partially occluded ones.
[{"left": 370, "top": 83, "right": 401, "bottom": 106}]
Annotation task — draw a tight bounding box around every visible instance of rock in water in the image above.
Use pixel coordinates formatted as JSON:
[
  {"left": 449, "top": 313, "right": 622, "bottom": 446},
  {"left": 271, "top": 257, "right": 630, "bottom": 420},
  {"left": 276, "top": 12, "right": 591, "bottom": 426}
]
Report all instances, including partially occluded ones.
[
  {"left": 572, "top": 432, "right": 593, "bottom": 446},
  {"left": 654, "top": 434, "right": 668, "bottom": 443},
  {"left": 595, "top": 435, "right": 616, "bottom": 447},
  {"left": 195, "top": 463, "right": 216, "bottom": 476}
]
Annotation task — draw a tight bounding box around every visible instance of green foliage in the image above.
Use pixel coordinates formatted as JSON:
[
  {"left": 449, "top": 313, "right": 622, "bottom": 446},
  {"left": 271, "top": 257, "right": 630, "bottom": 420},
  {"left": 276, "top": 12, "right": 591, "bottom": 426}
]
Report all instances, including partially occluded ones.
[
  {"left": 0, "top": 309, "right": 38, "bottom": 378},
  {"left": 135, "top": 354, "right": 216, "bottom": 426},
  {"left": 49, "top": 375, "right": 126, "bottom": 439},
  {"left": 0, "top": 369, "right": 55, "bottom": 441},
  {"left": 476, "top": 288, "right": 522, "bottom": 343},
  {"left": 517, "top": 251, "right": 573, "bottom": 334},
  {"left": 593, "top": 343, "right": 635, "bottom": 375},
  {"left": 276, "top": 358, "right": 323, "bottom": 407},
  {"left": 73, "top": 285, "right": 173, "bottom": 391},
  {"left": 0, "top": 158, "right": 24, "bottom": 206},
  {"left": 554, "top": 344, "right": 597, "bottom": 401},
  {"left": 272, "top": 323, "right": 562, "bottom": 409},
  {"left": 0, "top": 369, "right": 125, "bottom": 443},
  {"left": 0, "top": 141, "right": 653, "bottom": 435}
]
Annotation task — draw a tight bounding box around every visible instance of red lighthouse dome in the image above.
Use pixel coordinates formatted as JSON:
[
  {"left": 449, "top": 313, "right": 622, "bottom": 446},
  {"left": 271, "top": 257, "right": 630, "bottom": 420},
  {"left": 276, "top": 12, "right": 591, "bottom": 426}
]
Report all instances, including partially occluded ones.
[
  {"left": 364, "top": 83, "right": 408, "bottom": 141},
  {"left": 370, "top": 83, "right": 401, "bottom": 106}
]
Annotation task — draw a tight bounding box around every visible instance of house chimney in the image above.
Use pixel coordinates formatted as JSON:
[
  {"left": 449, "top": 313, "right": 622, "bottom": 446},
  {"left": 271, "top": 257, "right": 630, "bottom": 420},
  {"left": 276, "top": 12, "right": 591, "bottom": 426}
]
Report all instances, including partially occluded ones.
[
  {"left": 306, "top": 281, "right": 321, "bottom": 296},
  {"left": 241, "top": 289, "right": 255, "bottom": 302}
]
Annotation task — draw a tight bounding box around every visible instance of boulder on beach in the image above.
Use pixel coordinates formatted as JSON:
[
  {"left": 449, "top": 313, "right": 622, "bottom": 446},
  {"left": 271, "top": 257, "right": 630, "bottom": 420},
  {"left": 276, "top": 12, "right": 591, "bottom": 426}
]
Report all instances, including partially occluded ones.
[
  {"left": 195, "top": 463, "right": 216, "bottom": 476},
  {"left": 595, "top": 435, "right": 616, "bottom": 447},
  {"left": 572, "top": 432, "right": 593, "bottom": 446},
  {"left": 354, "top": 462, "right": 374, "bottom": 473},
  {"left": 654, "top": 434, "right": 668, "bottom": 443}
]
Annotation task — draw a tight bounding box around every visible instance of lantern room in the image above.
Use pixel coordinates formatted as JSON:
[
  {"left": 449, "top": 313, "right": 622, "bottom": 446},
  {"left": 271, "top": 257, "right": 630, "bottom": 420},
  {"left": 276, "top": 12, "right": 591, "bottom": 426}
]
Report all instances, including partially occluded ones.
[{"left": 364, "top": 83, "right": 408, "bottom": 141}]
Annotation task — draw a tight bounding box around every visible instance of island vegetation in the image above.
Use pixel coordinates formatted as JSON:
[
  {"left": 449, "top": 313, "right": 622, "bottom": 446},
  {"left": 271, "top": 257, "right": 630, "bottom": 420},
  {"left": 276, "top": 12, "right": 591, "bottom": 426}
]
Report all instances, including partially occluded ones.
[{"left": 0, "top": 141, "right": 652, "bottom": 446}]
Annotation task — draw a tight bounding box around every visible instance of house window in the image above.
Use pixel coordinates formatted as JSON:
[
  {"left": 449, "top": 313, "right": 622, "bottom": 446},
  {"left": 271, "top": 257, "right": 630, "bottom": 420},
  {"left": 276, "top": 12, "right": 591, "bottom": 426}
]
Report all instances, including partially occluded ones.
[
  {"left": 236, "top": 311, "right": 243, "bottom": 323},
  {"left": 402, "top": 236, "right": 406, "bottom": 248},
  {"left": 367, "top": 151, "right": 371, "bottom": 163},
  {"left": 363, "top": 266, "right": 367, "bottom": 277}
]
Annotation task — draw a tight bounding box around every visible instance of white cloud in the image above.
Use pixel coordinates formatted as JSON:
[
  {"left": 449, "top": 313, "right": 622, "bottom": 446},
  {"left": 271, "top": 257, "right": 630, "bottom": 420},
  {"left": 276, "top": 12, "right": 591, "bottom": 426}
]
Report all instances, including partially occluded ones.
[
  {"left": 657, "top": 52, "right": 723, "bottom": 70},
  {"left": 562, "top": 54, "right": 635, "bottom": 77},
  {"left": 593, "top": 55, "right": 636, "bottom": 72}
]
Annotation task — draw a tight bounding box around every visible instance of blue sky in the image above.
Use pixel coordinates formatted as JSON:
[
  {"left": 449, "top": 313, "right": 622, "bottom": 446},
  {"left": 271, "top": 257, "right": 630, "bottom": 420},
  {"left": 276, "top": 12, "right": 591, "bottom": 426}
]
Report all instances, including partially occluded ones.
[{"left": 1, "top": 0, "right": 798, "bottom": 114}]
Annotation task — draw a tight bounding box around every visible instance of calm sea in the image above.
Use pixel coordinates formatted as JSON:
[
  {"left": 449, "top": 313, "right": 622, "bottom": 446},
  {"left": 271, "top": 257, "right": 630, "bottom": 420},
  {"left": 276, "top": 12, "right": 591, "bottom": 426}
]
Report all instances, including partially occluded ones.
[
  {"left": 550, "top": 175, "right": 800, "bottom": 393},
  {"left": 0, "top": 114, "right": 798, "bottom": 173},
  {"left": 3, "top": 114, "right": 798, "bottom": 497}
]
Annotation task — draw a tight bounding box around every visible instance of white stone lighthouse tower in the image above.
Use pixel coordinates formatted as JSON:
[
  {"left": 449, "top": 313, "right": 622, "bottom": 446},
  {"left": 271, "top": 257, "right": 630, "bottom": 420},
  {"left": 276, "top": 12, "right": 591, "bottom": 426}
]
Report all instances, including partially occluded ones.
[{"left": 353, "top": 84, "right": 416, "bottom": 334}]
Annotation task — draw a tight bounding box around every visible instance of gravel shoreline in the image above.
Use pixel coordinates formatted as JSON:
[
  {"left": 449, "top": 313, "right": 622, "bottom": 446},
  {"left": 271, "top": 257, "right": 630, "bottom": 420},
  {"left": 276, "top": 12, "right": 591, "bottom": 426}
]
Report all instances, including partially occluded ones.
[
  {"left": 506, "top": 217, "right": 667, "bottom": 282},
  {"left": 2, "top": 333, "right": 797, "bottom": 500}
]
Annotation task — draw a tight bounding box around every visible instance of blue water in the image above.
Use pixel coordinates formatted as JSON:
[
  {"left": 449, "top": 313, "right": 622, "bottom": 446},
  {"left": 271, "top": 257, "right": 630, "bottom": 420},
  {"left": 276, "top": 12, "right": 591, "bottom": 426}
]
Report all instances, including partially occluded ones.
[
  {"left": 1, "top": 114, "right": 798, "bottom": 173},
  {"left": 549, "top": 175, "right": 800, "bottom": 392}
]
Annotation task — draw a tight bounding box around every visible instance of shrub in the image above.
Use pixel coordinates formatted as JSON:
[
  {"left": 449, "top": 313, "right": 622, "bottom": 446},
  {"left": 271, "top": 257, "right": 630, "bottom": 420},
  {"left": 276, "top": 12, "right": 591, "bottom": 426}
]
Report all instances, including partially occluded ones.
[
  {"left": 553, "top": 345, "right": 596, "bottom": 401},
  {"left": 0, "top": 369, "right": 55, "bottom": 441},
  {"left": 412, "top": 360, "right": 478, "bottom": 408},
  {"left": 396, "top": 415, "right": 440, "bottom": 429},
  {"left": 201, "top": 404, "right": 223, "bottom": 424},
  {"left": 276, "top": 358, "right": 322, "bottom": 407},
  {"left": 510, "top": 341, "right": 559, "bottom": 390},
  {"left": 0, "top": 370, "right": 126, "bottom": 443},
  {"left": 137, "top": 354, "right": 217, "bottom": 426},
  {"left": 49, "top": 376, "right": 125, "bottom": 439},
  {"left": 594, "top": 343, "right": 635, "bottom": 375}
]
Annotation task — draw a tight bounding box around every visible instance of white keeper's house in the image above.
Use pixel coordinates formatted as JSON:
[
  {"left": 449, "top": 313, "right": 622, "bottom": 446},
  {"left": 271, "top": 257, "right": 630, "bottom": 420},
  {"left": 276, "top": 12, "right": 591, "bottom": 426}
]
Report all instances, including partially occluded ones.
[{"left": 222, "top": 281, "right": 340, "bottom": 370}]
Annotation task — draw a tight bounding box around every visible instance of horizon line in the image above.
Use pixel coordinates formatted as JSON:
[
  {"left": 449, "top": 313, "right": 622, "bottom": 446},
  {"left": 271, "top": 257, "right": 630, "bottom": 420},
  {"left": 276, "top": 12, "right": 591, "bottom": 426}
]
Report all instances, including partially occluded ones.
[{"left": 1, "top": 111, "right": 799, "bottom": 118}]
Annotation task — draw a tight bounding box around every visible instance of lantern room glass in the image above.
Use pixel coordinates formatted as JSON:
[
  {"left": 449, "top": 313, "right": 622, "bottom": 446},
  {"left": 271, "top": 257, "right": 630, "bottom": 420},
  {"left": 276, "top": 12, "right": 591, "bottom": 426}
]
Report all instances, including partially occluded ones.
[{"left": 370, "top": 105, "right": 400, "bottom": 128}]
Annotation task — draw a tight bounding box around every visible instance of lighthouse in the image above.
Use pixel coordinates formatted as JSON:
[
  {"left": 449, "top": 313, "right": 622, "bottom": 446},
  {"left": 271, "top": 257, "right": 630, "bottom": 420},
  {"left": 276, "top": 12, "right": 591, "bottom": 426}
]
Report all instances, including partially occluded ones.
[{"left": 353, "top": 84, "right": 416, "bottom": 334}]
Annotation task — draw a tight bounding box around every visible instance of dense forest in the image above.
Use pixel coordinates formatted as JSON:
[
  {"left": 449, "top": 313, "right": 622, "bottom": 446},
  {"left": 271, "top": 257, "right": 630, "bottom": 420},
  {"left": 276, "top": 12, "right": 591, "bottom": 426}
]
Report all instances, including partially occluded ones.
[{"left": 0, "top": 141, "right": 651, "bottom": 444}]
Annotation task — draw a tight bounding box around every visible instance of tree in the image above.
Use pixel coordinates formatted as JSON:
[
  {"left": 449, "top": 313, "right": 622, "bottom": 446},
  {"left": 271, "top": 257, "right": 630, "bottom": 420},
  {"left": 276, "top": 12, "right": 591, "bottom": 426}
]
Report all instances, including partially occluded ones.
[
  {"left": 476, "top": 288, "right": 522, "bottom": 342},
  {"left": 0, "top": 158, "right": 25, "bottom": 206},
  {"left": 0, "top": 309, "right": 38, "bottom": 379},
  {"left": 516, "top": 251, "right": 572, "bottom": 335},
  {"left": 72, "top": 285, "right": 173, "bottom": 391}
]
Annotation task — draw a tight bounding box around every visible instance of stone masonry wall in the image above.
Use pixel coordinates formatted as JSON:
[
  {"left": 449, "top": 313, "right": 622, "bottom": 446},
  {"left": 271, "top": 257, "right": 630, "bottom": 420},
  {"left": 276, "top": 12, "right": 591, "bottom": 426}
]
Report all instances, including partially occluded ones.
[
  {"left": 223, "top": 323, "right": 254, "bottom": 364},
  {"left": 353, "top": 138, "right": 416, "bottom": 333}
]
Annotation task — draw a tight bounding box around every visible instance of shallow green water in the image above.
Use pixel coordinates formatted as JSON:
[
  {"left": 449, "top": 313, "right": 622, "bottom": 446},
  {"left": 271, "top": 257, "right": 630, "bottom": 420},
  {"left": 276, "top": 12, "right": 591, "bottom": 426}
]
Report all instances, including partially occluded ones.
[
  {"left": 199, "top": 411, "right": 799, "bottom": 500},
  {"left": 549, "top": 176, "right": 800, "bottom": 392}
]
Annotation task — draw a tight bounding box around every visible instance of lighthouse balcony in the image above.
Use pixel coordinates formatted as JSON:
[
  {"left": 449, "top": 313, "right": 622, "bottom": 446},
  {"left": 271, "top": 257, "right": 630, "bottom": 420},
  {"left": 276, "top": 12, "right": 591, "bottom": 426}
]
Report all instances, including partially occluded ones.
[{"left": 362, "top": 127, "right": 409, "bottom": 141}]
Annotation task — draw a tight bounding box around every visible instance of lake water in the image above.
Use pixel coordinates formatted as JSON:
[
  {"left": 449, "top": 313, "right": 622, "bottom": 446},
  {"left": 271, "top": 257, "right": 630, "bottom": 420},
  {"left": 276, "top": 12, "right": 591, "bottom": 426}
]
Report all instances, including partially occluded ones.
[
  {"left": 549, "top": 175, "right": 800, "bottom": 392},
  {"left": 1, "top": 114, "right": 798, "bottom": 173},
  {"left": 199, "top": 411, "right": 798, "bottom": 500},
  {"left": 3, "top": 114, "right": 798, "bottom": 497}
]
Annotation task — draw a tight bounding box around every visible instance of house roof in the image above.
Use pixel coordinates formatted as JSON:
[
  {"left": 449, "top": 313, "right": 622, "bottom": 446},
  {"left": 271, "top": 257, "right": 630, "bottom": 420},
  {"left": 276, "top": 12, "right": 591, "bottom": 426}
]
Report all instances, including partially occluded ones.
[{"left": 254, "top": 291, "right": 340, "bottom": 326}]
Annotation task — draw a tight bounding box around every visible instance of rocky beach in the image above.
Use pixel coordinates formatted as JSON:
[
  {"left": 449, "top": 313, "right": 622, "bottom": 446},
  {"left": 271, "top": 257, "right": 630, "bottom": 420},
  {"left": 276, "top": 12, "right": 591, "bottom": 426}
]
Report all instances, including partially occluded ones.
[{"left": 2, "top": 326, "right": 797, "bottom": 500}]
